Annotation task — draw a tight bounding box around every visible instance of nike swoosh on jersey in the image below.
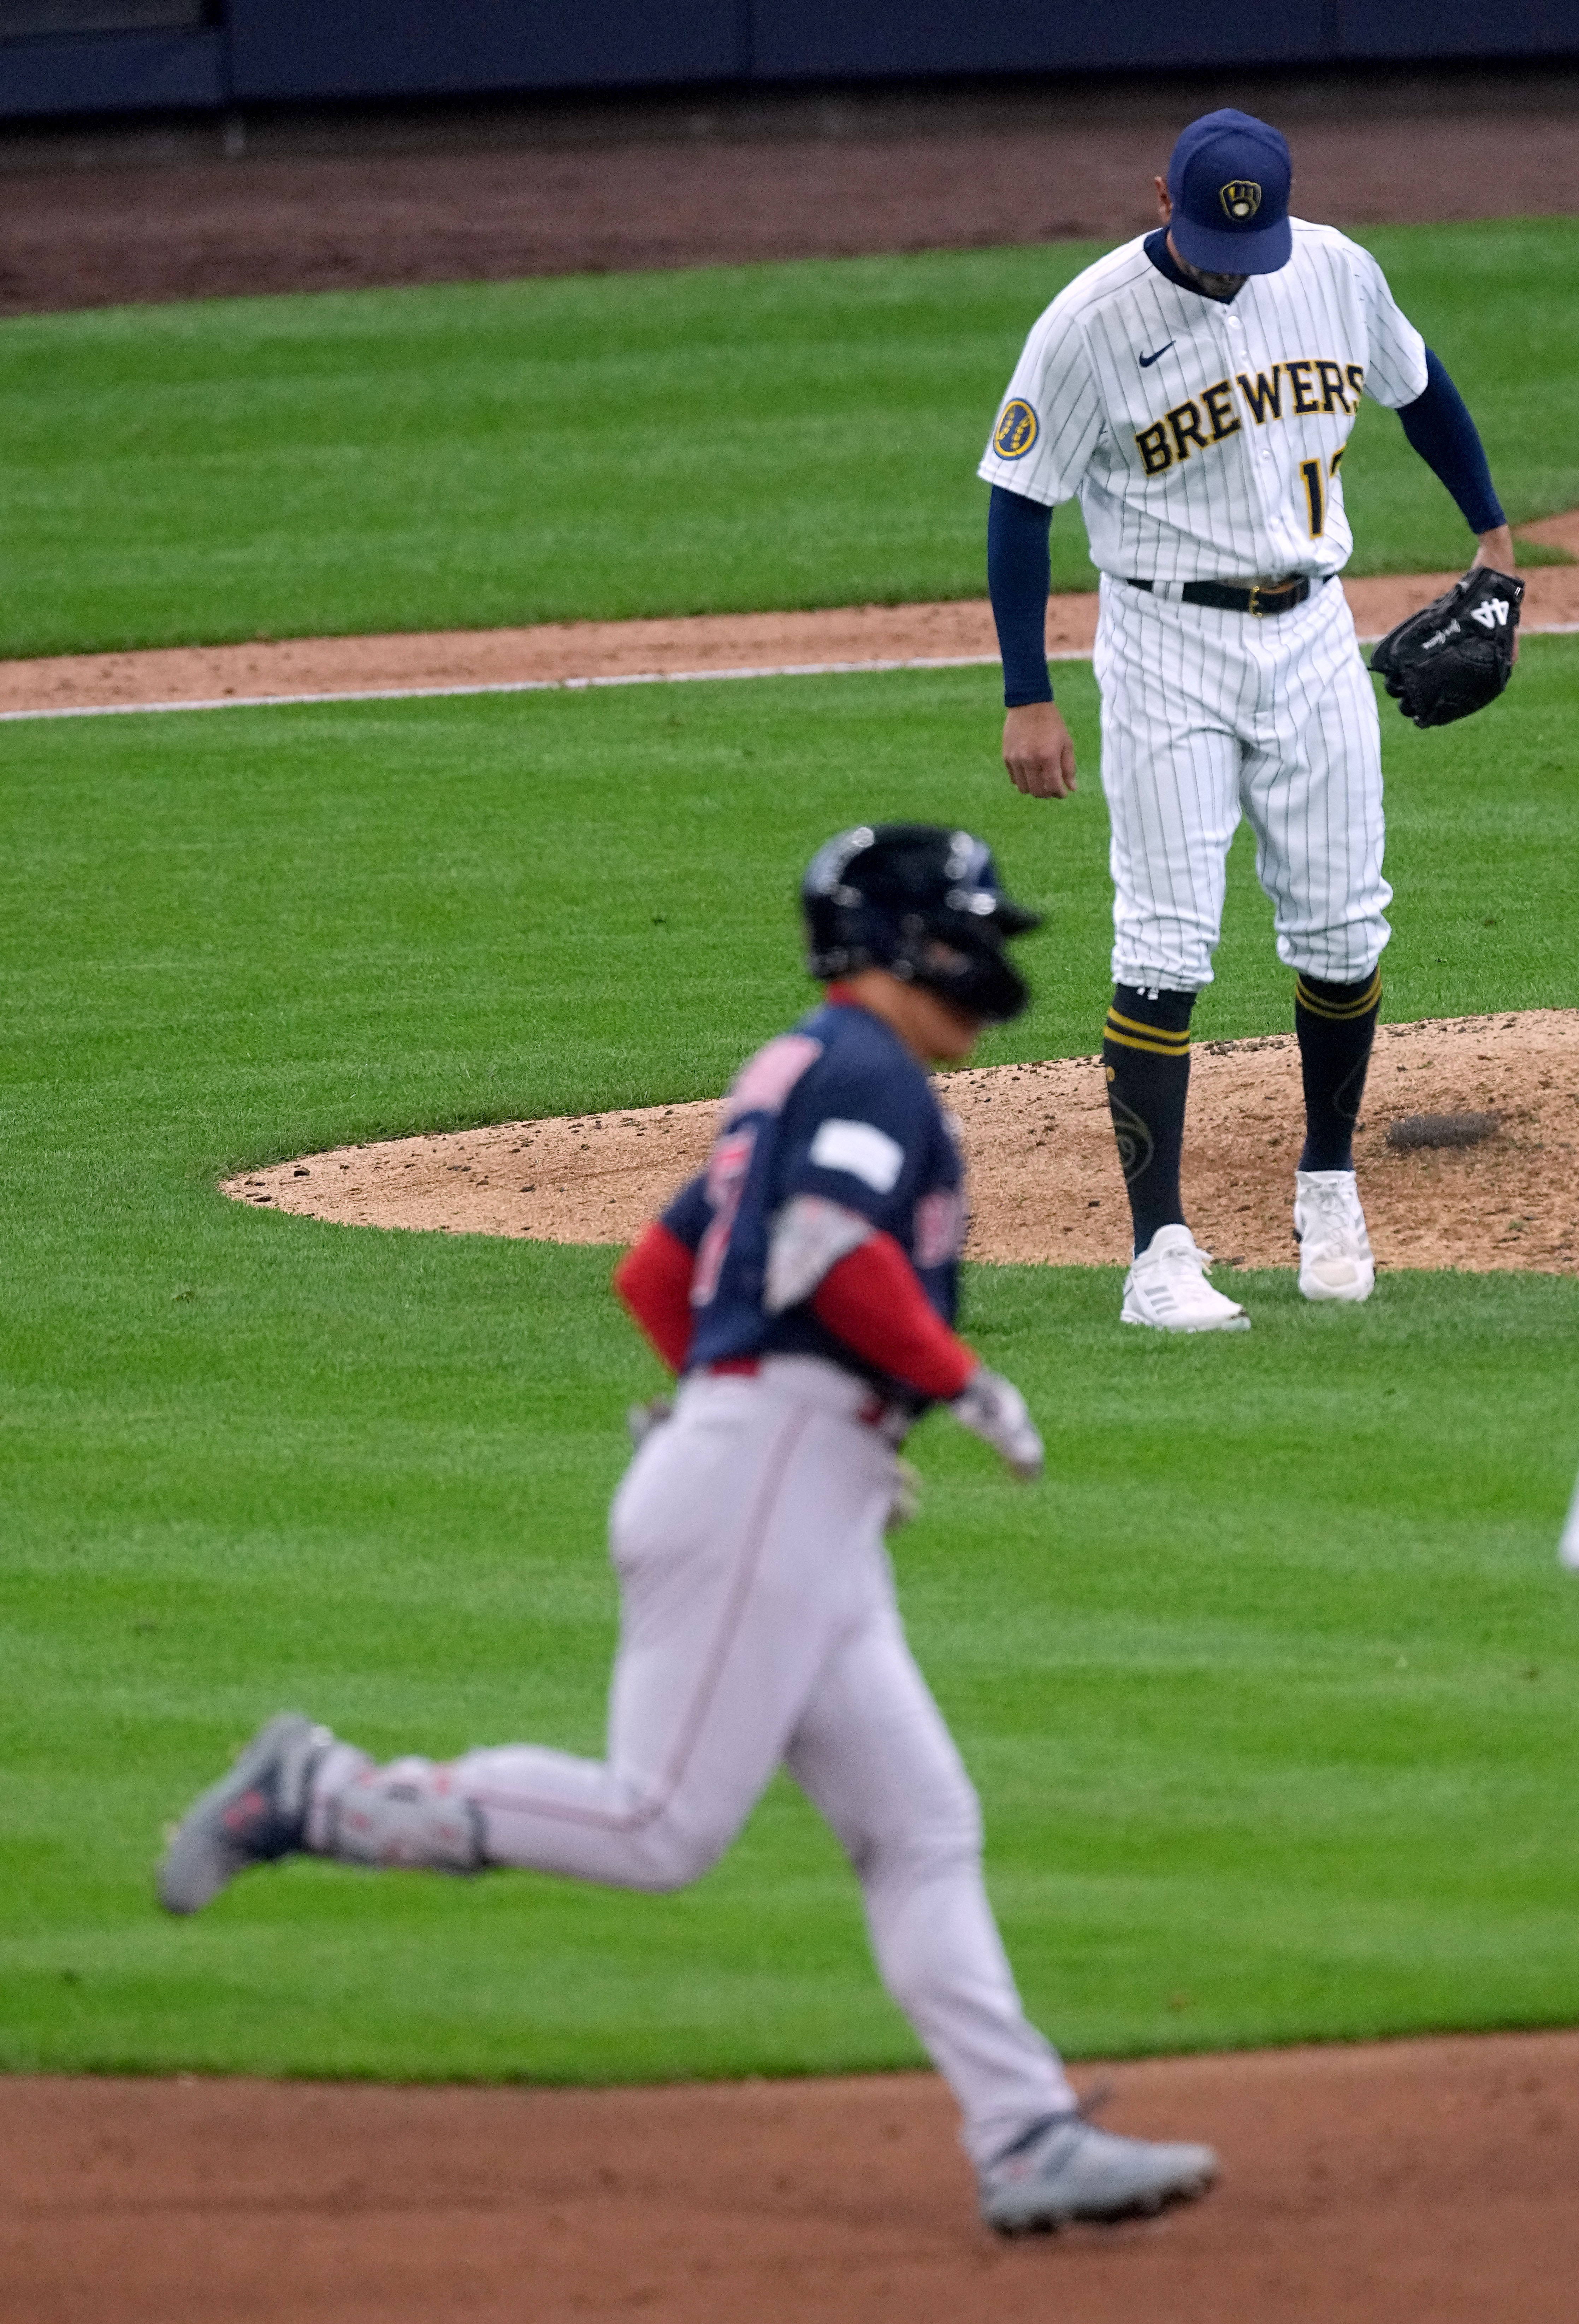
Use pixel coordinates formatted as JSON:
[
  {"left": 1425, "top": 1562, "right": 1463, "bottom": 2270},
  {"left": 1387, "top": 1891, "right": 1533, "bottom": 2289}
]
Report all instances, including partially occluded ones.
[{"left": 1137, "top": 342, "right": 1175, "bottom": 368}]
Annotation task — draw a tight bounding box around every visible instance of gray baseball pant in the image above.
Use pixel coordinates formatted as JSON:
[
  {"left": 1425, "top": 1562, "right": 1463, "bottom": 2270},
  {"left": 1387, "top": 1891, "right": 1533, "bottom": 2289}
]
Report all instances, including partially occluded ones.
[{"left": 307, "top": 1356, "right": 1075, "bottom": 2165}]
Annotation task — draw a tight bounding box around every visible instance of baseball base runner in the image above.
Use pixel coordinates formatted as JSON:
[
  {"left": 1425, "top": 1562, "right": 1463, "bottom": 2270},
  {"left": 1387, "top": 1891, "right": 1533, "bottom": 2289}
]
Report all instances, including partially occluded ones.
[
  {"left": 159, "top": 824, "right": 1217, "bottom": 2236},
  {"left": 981, "top": 108, "right": 1520, "bottom": 1332}
]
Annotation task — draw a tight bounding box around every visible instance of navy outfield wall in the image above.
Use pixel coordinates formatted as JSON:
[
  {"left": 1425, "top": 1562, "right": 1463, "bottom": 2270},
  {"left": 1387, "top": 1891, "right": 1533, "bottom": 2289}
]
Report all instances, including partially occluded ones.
[
  {"left": 224, "top": 1, "right": 744, "bottom": 102},
  {"left": 2, "top": 0, "right": 1577, "bottom": 120}
]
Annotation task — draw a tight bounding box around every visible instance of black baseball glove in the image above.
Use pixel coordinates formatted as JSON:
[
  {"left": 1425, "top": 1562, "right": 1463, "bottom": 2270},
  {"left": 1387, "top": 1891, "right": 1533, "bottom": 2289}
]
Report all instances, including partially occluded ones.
[{"left": 1368, "top": 565, "right": 1524, "bottom": 728}]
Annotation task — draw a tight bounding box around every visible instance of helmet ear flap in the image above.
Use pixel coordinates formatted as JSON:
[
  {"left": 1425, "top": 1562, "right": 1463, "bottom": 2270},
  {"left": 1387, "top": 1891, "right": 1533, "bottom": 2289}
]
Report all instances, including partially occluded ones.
[{"left": 918, "top": 936, "right": 1032, "bottom": 1025}]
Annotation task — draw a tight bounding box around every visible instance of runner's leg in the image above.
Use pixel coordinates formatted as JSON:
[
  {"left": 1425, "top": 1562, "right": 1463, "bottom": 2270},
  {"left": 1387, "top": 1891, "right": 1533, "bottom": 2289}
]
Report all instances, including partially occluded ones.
[{"left": 785, "top": 1596, "right": 1076, "bottom": 2166}]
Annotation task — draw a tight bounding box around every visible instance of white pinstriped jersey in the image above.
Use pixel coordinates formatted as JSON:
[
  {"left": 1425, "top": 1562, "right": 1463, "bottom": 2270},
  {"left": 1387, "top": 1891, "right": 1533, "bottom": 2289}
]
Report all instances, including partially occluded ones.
[{"left": 978, "top": 220, "right": 1428, "bottom": 584}]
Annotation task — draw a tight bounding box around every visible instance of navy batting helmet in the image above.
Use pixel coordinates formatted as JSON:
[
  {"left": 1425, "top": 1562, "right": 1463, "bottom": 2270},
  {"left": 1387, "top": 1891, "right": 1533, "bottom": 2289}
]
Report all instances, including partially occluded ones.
[{"left": 800, "top": 823, "right": 1042, "bottom": 1025}]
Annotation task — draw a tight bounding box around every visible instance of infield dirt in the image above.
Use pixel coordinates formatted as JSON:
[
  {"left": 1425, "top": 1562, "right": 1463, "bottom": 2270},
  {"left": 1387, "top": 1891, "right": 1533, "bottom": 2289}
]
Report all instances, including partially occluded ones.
[
  {"left": 2, "top": 508, "right": 1573, "bottom": 721},
  {"left": 4, "top": 2033, "right": 1577, "bottom": 2324},
  {"left": 0, "top": 516, "right": 1574, "bottom": 719}
]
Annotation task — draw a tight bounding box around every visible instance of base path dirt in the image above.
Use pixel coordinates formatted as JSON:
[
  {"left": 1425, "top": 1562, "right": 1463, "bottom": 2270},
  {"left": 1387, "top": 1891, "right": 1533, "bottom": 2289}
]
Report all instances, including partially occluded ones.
[
  {"left": 2, "top": 516, "right": 1576, "bottom": 720},
  {"left": 3, "top": 2032, "right": 1576, "bottom": 2324},
  {"left": 232, "top": 1009, "right": 1579, "bottom": 1278}
]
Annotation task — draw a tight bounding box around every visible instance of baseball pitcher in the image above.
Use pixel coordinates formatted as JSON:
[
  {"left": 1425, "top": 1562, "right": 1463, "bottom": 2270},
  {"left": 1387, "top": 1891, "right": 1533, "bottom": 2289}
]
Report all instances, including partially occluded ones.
[{"left": 981, "top": 108, "right": 1521, "bottom": 1331}]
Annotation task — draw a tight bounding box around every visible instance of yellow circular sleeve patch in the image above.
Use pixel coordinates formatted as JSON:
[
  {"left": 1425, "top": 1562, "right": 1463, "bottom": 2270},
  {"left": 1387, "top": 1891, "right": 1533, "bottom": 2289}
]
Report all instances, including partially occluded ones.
[{"left": 992, "top": 400, "right": 1039, "bottom": 459}]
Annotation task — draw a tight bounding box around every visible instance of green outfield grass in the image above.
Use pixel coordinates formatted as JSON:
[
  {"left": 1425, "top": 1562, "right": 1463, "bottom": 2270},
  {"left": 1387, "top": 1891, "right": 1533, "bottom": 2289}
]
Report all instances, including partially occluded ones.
[
  {"left": 0, "top": 218, "right": 1574, "bottom": 660},
  {"left": 2, "top": 643, "right": 1576, "bottom": 2080}
]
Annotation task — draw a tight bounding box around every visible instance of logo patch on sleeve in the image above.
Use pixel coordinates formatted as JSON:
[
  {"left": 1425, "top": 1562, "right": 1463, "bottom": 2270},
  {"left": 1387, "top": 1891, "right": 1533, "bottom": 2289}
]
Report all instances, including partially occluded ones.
[
  {"left": 724, "top": 1034, "right": 823, "bottom": 1125},
  {"left": 913, "top": 1187, "right": 966, "bottom": 1268},
  {"left": 992, "top": 400, "right": 1040, "bottom": 459},
  {"left": 1219, "top": 179, "right": 1262, "bottom": 220},
  {"left": 809, "top": 1118, "right": 906, "bottom": 1195}
]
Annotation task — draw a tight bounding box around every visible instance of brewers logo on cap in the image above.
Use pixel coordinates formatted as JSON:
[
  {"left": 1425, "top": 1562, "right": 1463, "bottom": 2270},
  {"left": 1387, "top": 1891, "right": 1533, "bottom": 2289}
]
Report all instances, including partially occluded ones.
[
  {"left": 1219, "top": 179, "right": 1262, "bottom": 221},
  {"left": 993, "top": 399, "right": 1039, "bottom": 459}
]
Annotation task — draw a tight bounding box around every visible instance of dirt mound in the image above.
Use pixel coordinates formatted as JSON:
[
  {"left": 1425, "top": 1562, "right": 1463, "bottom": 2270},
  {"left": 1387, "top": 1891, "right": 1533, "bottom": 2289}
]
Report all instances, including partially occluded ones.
[{"left": 230, "top": 1008, "right": 1579, "bottom": 1277}]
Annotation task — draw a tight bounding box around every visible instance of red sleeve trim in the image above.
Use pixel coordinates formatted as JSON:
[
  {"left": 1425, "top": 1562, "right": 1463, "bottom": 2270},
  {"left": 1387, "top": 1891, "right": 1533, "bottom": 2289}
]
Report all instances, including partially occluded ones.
[
  {"left": 614, "top": 1221, "right": 696, "bottom": 1373},
  {"left": 811, "top": 1230, "right": 975, "bottom": 1400}
]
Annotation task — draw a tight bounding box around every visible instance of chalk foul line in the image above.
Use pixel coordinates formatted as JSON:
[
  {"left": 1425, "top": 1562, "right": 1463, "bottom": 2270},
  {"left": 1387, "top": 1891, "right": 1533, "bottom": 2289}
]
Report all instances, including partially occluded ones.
[{"left": 3, "top": 628, "right": 1576, "bottom": 724}]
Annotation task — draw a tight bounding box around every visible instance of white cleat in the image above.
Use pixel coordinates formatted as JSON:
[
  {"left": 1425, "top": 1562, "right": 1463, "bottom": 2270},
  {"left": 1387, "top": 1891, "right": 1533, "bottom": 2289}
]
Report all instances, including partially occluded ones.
[
  {"left": 158, "top": 1713, "right": 330, "bottom": 1915},
  {"left": 978, "top": 2112, "right": 1219, "bottom": 2234},
  {"left": 1120, "top": 1223, "right": 1250, "bottom": 1334},
  {"left": 1294, "top": 1169, "right": 1375, "bottom": 1304}
]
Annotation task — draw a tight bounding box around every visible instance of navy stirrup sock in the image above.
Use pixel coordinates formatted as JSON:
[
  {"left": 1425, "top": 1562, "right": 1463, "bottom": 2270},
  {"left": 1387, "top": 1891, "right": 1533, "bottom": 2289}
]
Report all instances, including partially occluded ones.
[
  {"left": 1102, "top": 984, "right": 1196, "bottom": 1254},
  {"left": 1294, "top": 969, "right": 1382, "bottom": 1172}
]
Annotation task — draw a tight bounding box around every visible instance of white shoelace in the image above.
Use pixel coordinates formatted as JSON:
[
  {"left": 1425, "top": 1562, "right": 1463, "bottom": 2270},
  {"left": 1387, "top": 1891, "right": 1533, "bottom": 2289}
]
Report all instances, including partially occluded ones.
[{"left": 1301, "top": 1183, "right": 1362, "bottom": 1253}]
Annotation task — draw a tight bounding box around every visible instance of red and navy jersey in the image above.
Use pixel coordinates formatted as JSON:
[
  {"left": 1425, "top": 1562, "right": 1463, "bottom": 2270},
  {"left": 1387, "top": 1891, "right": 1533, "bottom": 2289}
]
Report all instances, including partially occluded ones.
[{"left": 661, "top": 998, "right": 967, "bottom": 1396}]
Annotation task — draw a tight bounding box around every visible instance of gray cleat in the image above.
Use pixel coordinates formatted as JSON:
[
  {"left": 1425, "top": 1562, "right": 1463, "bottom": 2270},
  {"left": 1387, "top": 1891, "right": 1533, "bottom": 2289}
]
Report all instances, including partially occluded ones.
[
  {"left": 158, "top": 1712, "right": 331, "bottom": 1915},
  {"left": 978, "top": 2111, "right": 1219, "bottom": 2234}
]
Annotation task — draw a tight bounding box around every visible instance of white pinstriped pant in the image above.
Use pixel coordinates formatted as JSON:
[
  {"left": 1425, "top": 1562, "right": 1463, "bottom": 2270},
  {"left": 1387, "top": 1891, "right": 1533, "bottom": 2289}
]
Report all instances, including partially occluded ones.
[
  {"left": 1093, "top": 573, "right": 1392, "bottom": 992},
  {"left": 324, "top": 1359, "right": 1074, "bottom": 2166}
]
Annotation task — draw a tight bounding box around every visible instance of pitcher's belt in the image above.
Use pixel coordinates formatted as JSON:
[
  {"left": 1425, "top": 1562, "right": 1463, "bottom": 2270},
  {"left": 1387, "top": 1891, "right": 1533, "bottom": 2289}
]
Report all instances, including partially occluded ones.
[{"left": 1126, "top": 575, "right": 1314, "bottom": 617}]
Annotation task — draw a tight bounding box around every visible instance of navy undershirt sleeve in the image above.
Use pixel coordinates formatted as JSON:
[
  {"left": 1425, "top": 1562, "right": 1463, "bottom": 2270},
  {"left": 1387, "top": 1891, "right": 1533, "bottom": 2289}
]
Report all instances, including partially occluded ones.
[
  {"left": 660, "top": 1173, "right": 710, "bottom": 1251},
  {"left": 1397, "top": 348, "right": 1505, "bottom": 539},
  {"left": 987, "top": 484, "right": 1054, "bottom": 707}
]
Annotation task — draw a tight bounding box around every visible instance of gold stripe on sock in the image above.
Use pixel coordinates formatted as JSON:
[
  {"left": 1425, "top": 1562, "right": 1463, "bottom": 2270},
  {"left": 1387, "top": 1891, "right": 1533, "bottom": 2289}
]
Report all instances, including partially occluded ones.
[
  {"left": 1105, "top": 1007, "right": 1191, "bottom": 1050},
  {"left": 1295, "top": 971, "right": 1382, "bottom": 1022},
  {"left": 1103, "top": 1024, "right": 1194, "bottom": 1058}
]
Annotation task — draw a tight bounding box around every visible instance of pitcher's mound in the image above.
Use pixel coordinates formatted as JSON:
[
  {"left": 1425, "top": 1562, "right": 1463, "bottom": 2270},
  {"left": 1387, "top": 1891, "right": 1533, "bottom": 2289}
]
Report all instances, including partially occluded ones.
[{"left": 228, "top": 1009, "right": 1578, "bottom": 1276}]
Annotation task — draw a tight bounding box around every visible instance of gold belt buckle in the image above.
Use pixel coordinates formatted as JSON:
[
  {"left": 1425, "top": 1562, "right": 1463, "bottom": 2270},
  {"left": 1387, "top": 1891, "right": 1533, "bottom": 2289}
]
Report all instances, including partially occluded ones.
[{"left": 1247, "top": 583, "right": 1266, "bottom": 617}]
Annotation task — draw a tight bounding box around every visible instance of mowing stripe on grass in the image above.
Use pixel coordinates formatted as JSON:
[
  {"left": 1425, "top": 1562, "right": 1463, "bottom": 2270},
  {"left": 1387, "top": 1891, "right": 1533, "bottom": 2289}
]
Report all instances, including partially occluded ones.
[{"left": 4, "top": 223, "right": 1577, "bottom": 658}]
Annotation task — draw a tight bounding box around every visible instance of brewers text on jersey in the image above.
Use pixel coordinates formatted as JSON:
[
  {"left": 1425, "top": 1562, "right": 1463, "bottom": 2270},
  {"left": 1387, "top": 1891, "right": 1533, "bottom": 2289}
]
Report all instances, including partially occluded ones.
[{"left": 981, "top": 107, "right": 1515, "bottom": 1333}]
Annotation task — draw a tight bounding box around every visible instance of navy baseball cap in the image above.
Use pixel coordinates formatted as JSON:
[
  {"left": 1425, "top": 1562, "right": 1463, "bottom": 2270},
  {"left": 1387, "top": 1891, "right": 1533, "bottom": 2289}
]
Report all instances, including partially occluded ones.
[{"left": 1167, "top": 109, "right": 1292, "bottom": 275}]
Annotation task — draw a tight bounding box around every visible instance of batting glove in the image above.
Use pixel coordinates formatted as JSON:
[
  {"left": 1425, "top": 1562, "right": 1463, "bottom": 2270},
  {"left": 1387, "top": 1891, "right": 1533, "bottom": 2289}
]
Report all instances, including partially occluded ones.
[
  {"left": 949, "top": 1367, "right": 1043, "bottom": 1481},
  {"left": 627, "top": 1395, "right": 673, "bottom": 1450},
  {"left": 886, "top": 1456, "right": 923, "bottom": 1533}
]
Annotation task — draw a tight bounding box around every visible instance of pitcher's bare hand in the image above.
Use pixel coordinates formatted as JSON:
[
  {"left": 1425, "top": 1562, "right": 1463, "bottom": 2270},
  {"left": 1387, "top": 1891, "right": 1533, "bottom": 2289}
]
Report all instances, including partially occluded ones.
[{"left": 1004, "top": 702, "right": 1077, "bottom": 799}]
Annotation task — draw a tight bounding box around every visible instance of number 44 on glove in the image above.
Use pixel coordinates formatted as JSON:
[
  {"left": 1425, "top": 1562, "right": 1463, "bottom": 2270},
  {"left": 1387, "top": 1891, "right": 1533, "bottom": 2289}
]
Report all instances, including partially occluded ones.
[{"left": 1369, "top": 565, "right": 1524, "bottom": 729}]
